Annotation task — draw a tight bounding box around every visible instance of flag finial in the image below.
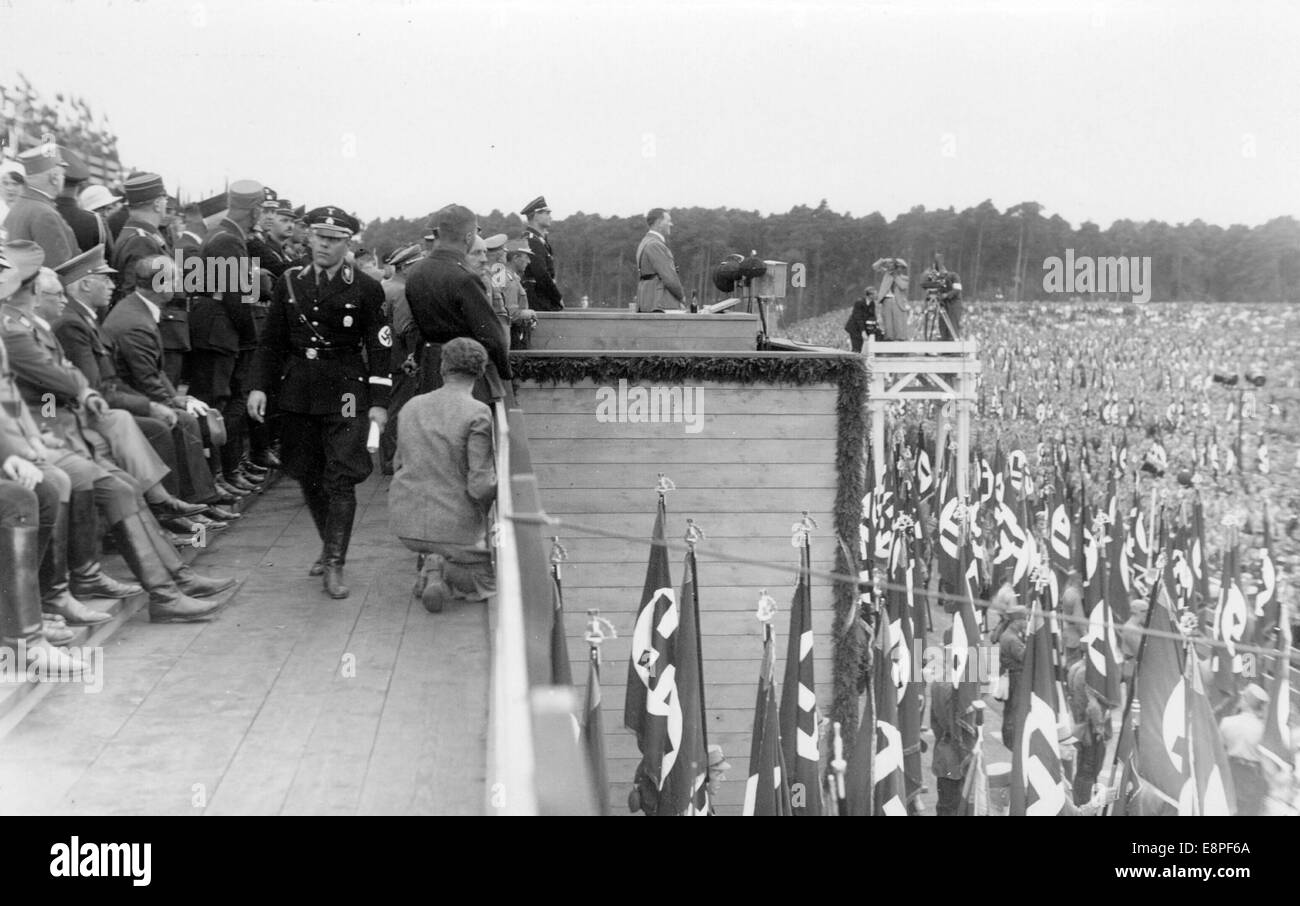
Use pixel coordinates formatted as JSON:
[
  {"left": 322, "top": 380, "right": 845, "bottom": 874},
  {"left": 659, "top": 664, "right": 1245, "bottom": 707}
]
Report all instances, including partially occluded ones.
[
  {"left": 549, "top": 536, "right": 568, "bottom": 565},
  {"left": 683, "top": 519, "right": 705, "bottom": 549},
  {"left": 585, "top": 608, "right": 617, "bottom": 651},
  {"left": 755, "top": 589, "right": 776, "bottom": 623}
]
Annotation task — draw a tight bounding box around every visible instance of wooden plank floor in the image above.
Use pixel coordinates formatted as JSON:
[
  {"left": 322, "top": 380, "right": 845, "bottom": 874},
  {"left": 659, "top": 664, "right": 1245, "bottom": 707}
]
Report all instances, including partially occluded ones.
[{"left": 0, "top": 475, "right": 489, "bottom": 816}]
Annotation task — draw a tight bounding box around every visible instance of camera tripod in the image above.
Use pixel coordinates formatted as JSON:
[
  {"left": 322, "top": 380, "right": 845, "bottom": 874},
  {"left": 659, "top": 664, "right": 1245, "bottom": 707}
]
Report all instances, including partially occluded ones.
[{"left": 920, "top": 294, "right": 960, "bottom": 342}]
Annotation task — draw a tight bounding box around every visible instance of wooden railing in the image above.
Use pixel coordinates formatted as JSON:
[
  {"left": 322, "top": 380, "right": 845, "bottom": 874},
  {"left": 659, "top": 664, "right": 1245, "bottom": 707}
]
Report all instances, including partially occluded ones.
[{"left": 486, "top": 396, "right": 598, "bottom": 816}]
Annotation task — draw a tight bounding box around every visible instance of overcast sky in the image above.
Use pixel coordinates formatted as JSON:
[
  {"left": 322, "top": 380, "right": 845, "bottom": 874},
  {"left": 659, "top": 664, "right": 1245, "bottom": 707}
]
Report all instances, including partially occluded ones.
[{"left": 3, "top": 0, "right": 1298, "bottom": 228}]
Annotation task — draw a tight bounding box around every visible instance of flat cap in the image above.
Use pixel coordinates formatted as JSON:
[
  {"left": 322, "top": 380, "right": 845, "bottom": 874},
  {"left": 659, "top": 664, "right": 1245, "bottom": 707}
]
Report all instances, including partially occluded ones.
[
  {"left": 54, "top": 244, "right": 116, "bottom": 286},
  {"left": 18, "top": 142, "right": 68, "bottom": 176},
  {"left": 483, "top": 233, "right": 508, "bottom": 252},
  {"left": 520, "top": 195, "right": 549, "bottom": 217},
  {"left": 504, "top": 239, "right": 534, "bottom": 257},
  {"left": 79, "top": 184, "right": 122, "bottom": 212},
  {"left": 228, "top": 179, "right": 265, "bottom": 210},
  {"left": 304, "top": 205, "right": 360, "bottom": 237},
  {"left": 123, "top": 172, "right": 168, "bottom": 206}
]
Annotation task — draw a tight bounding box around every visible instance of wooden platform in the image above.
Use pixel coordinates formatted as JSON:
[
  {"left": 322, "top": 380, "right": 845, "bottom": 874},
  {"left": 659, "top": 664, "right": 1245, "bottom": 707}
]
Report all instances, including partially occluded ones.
[
  {"left": 0, "top": 475, "right": 488, "bottom": 815},
  {"left": 529, "top": 310, "right": 761, "bottom": 352},
  {"left": 516, "top": 365, "right": 844, "bottom": 815}
]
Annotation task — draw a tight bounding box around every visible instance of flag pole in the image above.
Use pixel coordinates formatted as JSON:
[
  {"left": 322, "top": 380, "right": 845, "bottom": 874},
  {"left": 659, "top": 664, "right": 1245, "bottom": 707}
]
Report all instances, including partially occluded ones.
[
  {"left": 685, "top": 518, "right": 710, "bottom": 797},
  {"left": 1101, "top": 567, "right": 1163, "bottom": 815}
]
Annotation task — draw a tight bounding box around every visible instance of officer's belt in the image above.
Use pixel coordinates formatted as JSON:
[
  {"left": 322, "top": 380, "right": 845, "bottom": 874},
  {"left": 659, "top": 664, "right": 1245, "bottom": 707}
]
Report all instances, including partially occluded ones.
[{"left": 290, "top": 345, "right": 362, "bottom": 361}]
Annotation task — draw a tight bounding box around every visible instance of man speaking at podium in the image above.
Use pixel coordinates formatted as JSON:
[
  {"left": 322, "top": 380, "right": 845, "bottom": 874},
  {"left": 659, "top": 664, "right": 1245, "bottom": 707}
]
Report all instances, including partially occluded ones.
[{"left": 635, "top": 208, "right": 684, "bottom": 312}]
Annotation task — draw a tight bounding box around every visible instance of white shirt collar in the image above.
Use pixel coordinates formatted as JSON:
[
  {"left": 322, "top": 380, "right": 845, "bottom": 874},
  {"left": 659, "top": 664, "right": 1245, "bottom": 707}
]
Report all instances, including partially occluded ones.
[
  {"left": 74, "top": 297, "right": 98, "bottom": 322},
  {"left": 648, "top": 229, "right": 666, "bottom": 242},
  {"left": 133, "top": 292, "right": 161, "bottom": 323}
]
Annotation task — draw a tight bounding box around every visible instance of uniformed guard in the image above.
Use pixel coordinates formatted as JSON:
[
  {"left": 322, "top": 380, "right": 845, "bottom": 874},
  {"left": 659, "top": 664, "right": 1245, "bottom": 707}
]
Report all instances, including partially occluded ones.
[
  {"left": 520, "top": 195, "right": 563, "bottom": 311},
  {"left": 402, "top": 204, "right": 512, "bottom": 397},
  {"left": 247, "top": 206, "right": 392, "bottom": 599},
  {"left": 192, "top": 179, "right": 265, "bottom": 492}
]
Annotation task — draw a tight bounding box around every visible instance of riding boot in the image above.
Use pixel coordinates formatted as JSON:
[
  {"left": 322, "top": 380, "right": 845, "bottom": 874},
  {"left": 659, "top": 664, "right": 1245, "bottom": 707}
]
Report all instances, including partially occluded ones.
[
  {"left": 304, "top": 485, "right": 330, "bottom": 576},
  {"left": 39, "top": 502, "right": 111, "bottom": 625},
  {"left": 109, "top": 512, "right": 224, "bottom": 622},
  {"left": 1, "top": 524, "right": 44, "bottom": 648},
  {"left": 322, "top": 494, "right": 356, "bottom": 600},
  {"left": 1, "top": 524, "right": 85, "bottom": 677},
  {"left": 67, "top": 490, "right": 142, "bottom": 599},
  {"left": 137, "top": 508, "right": 237, "bottom": 598}
]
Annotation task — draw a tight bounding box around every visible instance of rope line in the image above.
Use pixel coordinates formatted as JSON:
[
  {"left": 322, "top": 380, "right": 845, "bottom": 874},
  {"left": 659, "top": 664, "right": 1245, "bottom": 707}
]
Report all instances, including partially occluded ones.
[{"left": 506, "top": 509, "right": 1299, "bottom": 666}]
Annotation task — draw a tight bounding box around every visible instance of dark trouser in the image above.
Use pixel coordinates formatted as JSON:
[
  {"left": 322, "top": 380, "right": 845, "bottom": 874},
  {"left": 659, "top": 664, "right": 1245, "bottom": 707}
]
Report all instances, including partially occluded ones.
[
  {"left": 939, "top": 299, "right": 963, "bottom": 340},
  {"left": 935, "top": 776, "right": 964, "bottom": 816},
  {"left": 163, "top": 349, "right": 186, "bottom": 387},
  {"left": 188, "top": 348, "right": 240, "bottom": 475},
  {"left": 279, "top": 410, "right": 372, "bottom": 566},
  {"left": 222, "top": 349, "right": 255, "bottom": 473},
  {"left": 171, "top": 409, "right": 218, "bottom": 502},
  {"left": 1073, "top": 737, "right": 1105, "bottom": 805},
  {"left": 1001, "top": 672, "right": 1021, "bottom": 749},
  {"left": 1229, "top": 757, "right": 1267, "bottom": 816},
  {"left": 14, "top": 467, "right": 68, "bottom": 575}
]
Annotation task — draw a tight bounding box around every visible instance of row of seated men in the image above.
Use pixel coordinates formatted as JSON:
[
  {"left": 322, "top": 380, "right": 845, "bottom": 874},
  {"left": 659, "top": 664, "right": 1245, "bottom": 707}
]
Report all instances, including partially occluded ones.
[{"left": 0, "top": 239, "right": 251, "bottom": 678}]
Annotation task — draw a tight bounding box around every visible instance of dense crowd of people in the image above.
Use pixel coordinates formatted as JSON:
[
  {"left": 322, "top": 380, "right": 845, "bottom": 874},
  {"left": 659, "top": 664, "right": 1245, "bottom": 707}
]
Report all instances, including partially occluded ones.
[{"left": 789, "top": 293, "right": 1298, "bottom": 815}]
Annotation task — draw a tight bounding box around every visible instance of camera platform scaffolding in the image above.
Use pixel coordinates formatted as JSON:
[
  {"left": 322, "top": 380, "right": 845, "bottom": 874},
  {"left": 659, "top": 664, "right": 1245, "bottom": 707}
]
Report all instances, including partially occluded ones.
[{"left": 864, "top": 337, "right": 981, "bottom": 496}]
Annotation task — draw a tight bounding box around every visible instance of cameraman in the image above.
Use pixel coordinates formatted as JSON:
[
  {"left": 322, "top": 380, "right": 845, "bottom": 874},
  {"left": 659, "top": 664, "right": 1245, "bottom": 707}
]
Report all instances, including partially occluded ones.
[
  {"left": 844, "top": 287, "right": 880, "bottom": 352},
  {"left": 921, "top": 259, "right": 963, "bottom": 340}
]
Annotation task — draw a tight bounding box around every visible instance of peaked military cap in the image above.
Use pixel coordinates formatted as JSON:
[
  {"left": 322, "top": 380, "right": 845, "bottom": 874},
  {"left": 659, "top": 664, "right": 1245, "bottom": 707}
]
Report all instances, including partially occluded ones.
[
  {"left": 17, "top": 142, "right": 67, "bottom": 176},
  {"left": 304, "top": 205, "right": 360, "bottom": 237},
  {"left": 55, "top": 244, "right": 117, "bottom": 286},
  {"left": 520, "top": 195, "right": 549, "bottom": 217}
]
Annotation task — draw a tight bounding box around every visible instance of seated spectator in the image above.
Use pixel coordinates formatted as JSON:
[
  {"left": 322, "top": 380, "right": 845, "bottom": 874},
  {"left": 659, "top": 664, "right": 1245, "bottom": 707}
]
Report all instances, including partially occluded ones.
[{"left": 389, "top": 337, "right": 497, "bottom": 613}]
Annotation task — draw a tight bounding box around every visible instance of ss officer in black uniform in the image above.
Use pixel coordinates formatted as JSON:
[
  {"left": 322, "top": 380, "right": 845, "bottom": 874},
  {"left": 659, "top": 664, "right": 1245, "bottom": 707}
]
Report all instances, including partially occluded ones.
[
  {"left": 247, "top": 206, "right": 391, "bottom": 599},
  {"left": 401, "top": 203, "right": 512, "bottom": 400},
  {"left": 244, "top": 194, "right": 295, "bottom": 470},
  {"left": 192, "top": 180, "right": 265, "bottom": 492},
  {"left": 520, "top": 195, "right": 563, "bottom": 312}
]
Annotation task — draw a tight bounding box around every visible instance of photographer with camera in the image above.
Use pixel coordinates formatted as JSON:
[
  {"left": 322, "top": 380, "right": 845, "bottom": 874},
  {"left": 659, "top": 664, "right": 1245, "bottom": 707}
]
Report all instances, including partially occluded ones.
[{"left": 844, "top": 286, "right": 881, "bottom": 352}]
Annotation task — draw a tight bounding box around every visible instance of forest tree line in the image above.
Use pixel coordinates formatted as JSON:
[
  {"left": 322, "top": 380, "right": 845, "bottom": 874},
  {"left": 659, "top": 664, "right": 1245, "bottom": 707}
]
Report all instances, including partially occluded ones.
[{"left": 361, "top": 199, "right": 1300, "bottom": 318}]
